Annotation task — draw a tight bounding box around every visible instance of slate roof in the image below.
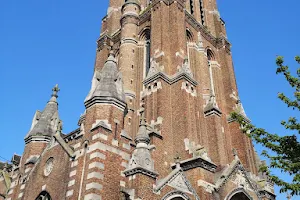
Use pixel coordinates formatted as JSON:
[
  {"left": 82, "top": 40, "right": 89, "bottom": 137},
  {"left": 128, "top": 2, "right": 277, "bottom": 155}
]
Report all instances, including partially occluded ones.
[
  {"left": 26, "top": 86, "right": 60, "bottom": 138},
  {"left": 85, "top": 53, "right": 125, "bottom": 104}
]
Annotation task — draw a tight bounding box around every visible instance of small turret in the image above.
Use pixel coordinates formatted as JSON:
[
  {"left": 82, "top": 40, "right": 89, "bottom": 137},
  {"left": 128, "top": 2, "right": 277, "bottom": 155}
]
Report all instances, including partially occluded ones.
[
  {"left": 25, "top": 84, "right": 61, "bottom": 144},
  {"left": 85, "top": 51, "right": 126, "bottom": 110},
  {"left": 124, "top": 110, "right": 158, "bottom": 178}
]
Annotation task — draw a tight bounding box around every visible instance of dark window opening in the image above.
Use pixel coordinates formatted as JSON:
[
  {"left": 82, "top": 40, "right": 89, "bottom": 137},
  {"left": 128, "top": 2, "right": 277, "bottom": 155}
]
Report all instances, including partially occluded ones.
[
  {"left": 190, "top": 0, "right": 194, "bottom": 15},
  {"left": 207, "top": 49, "right": 215, "bottom": 61},
  {"left": 199, "top": 0, "right": 205, "bottom": 25},
  {"left": 230, "top": 192, "right": 251, "bottom": 200},
  {"left": 145, "top": 30, "right": 151, "bottom": 77},
  {"left": 186, "top": 30, "right": 193, "bottom": 42}
]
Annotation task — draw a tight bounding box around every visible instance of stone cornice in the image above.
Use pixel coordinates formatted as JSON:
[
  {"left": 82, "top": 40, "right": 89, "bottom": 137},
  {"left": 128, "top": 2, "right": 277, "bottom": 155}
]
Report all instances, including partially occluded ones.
[
  {"left": 143, "top": 71, "right": 198, "bottom": 87},
  {"left": 97, "top": 29, "right": 121, "bottom": 51},
  {"left": 122, "top": 1, "right": 141, "bottom": 11},
  {"left": 171, "top": 156, "right": 217, "bottom": 173},
  {"left": 204, "top": 108, "right": 222, "bottom": 117},
  {"left": 152, "top": 0, "right": 185, "bottom": 10},
  {"left": 84, "top": 96, "right": 127, "bottom": 112},
  {"left": 63, "top": 128, "right": 81, "bottom": 142},
  {"left": 123, "top": 166, "right": 158, "bottom": 179},
  {"left": 120, "top": 13, "right": 139, "bottom": 26},
  {"left": 185, "top": 11, "right": 231, "bottom": 52},
  {"left": 24, "top": 135, "right": 51, "bottom": 144}
]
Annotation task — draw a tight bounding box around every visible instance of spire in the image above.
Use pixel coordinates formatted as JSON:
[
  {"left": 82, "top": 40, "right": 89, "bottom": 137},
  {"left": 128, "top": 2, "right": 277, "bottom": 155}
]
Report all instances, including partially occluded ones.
[
  {"left": 134, "top": 109, "right": 150, "bottom": 145},
  {"left": 84, "top": 51, "right": 126, "bottom": 110},
  {"left": 25, "top": 84, "right": 60, "bottom": 142},
  {"left": 123, "top": 109, "right": 158, "bottom": 178},
  {"left": 204, "top": 89, "right": 222, "bottom": 117}
]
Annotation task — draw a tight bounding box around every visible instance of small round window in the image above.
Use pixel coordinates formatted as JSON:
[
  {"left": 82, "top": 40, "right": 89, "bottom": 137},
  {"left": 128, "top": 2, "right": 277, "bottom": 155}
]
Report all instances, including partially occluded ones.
[{"left": 44, "top": 157, "right": 54, "bottom": 176}]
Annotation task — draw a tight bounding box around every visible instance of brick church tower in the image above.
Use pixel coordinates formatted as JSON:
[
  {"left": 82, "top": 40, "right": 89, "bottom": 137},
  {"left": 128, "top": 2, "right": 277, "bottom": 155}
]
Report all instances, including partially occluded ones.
[{"left": 1, "top": 0, "right": 277, "bottom": 200}]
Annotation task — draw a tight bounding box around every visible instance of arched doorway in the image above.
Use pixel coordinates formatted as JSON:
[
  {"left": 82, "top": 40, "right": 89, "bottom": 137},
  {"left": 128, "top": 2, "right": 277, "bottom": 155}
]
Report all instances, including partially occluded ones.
[
  {"left": 171, "top": 198, "right": 185, "bottom": 200},
  {"left": 35, "top": 191, "right": 52, "bottom": 200},
  {"left": 230, "top": 192, "right": 251, "bottom": 200}
]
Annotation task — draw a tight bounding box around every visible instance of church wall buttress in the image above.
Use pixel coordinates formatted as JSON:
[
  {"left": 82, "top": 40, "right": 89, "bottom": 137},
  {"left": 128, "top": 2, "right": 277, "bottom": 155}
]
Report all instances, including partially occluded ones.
[{"left": 143, "top": 81, "right": 174, "bottom": 178}]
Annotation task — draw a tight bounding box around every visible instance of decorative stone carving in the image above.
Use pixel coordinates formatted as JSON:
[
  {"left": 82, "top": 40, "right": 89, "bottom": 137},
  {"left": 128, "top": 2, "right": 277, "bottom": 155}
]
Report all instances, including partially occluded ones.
[
  {"left": 169, "top": 174, "right": 192, "bottom": 194},
  {"left": 154, "top": 163, "right": 200, "bottom": 200},
  {"left": 230, "top": 170, "right": 252, "bottom": 191},
  {"left": 145, "top": 59, "right": 163, "bottom": 79},
  {"left": 196, "top": 32, "right": 205, "bottom": 51},
  {"left": 184, "top": 139, "right": 213, "bottom": 162},
  {"left": 177, "top": 58, "right": 194, "bottom": 78},
  {"left": 214, "top": 155, "right": 265, "bottom": 199}
]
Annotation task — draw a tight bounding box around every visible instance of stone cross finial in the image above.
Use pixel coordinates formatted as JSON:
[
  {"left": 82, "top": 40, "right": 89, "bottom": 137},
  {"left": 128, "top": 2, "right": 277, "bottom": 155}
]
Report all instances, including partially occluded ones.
[{"left": 52, "top": 84, "right": 60, "bottom": 98}]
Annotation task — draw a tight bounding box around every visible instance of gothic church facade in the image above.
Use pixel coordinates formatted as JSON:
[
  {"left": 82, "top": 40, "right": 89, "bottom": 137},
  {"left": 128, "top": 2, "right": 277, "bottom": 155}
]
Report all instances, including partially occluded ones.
[{"left": 0, "top": 0, "right": 276, "bottom": 199}]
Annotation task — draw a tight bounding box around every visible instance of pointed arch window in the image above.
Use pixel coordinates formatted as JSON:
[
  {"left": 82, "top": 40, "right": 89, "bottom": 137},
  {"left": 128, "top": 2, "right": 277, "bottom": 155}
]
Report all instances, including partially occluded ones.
[
  {"left": 186, "top": 29, "right": 194, "bottom": 43},
  {"left": 142, "top": 29, "right": 151, "bottom": 77},
  {"left": 145, "top": 39, "right": 151, "bottom": 76},
  {"left": 207, "top": 49, "right": 215, "bottom": 61},
  {"left": 36, "top": 191, "right": 52, "bottom": 200},
  {"left": 226, "top": 190, "right": 252, "bottom": 200}
]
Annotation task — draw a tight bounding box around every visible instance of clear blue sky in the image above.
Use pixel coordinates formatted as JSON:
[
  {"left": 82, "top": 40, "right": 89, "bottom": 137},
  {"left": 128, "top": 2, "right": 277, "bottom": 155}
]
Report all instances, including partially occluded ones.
[{"left": 0, "top": 0, "right": 299, "bottom": 199}]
